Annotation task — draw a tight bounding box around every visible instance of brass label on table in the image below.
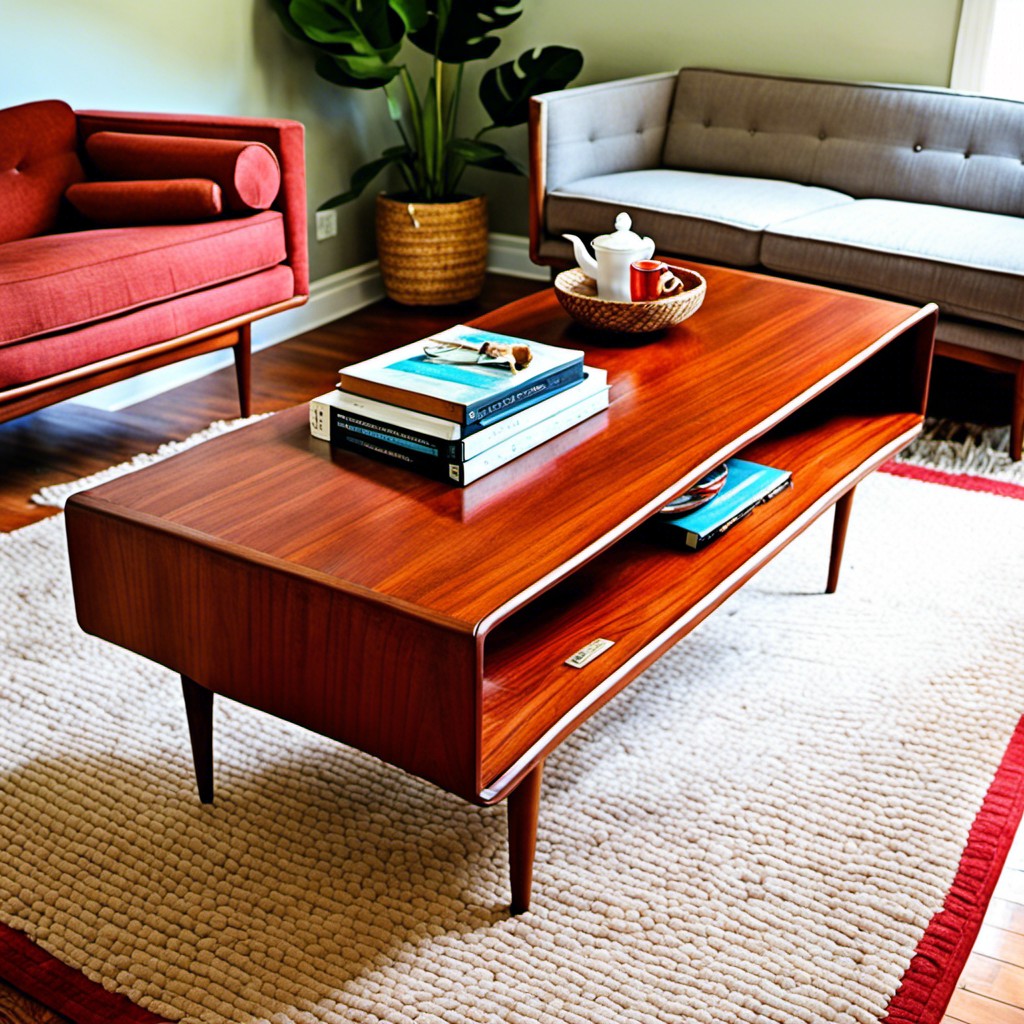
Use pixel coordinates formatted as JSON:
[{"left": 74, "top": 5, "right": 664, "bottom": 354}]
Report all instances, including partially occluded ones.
[{"left": 565, "top": 637, "right": 615, "bottom": 668}]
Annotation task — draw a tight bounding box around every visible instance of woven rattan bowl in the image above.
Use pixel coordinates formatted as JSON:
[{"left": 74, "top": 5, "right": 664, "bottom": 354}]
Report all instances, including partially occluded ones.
[{"left": 554, "top": 266, "right": 706, "bottom": 333}]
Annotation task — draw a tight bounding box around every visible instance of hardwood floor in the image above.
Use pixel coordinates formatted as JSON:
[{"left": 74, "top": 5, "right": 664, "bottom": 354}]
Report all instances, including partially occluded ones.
[{"left": 0, "top": 273, "right": 1020, "bottom": 1024}]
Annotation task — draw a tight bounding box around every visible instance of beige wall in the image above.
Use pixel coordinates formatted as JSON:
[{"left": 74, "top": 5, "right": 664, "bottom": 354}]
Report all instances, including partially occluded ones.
[{"left": 5, "top": 0, "right": 963, "bottom": 279}]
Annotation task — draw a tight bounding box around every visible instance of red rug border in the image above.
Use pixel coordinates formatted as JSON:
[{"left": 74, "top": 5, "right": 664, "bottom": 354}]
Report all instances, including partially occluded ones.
[
  {"left": 881, "top": 459, "right": 1024, "bottom": 500},
  {"left": 3, "top": 463, "right": 1022, "bottom": 1023},
  {"left": 885, "top": 715, "right": 1024, "bottom": 1022}
]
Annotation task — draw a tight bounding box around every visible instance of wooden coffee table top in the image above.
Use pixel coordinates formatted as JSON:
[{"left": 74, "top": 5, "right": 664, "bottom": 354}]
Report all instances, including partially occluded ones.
[{"left": 72, "top": 262, "right": 930, "bottom": 634}]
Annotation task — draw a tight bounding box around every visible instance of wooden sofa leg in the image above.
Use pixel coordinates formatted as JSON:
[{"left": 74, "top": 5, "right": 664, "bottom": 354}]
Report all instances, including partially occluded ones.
[
  {"left": 233, "top": 323, "right": 252, "bottom": 418},
  {"left": 1012, "top": 362, "right": 1023, "bottom": 462}
]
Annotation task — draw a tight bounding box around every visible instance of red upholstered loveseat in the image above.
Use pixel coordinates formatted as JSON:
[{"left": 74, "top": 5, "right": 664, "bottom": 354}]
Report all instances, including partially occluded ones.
[{"left": 0, "top": 100, "right": 308, "bottom": 422}]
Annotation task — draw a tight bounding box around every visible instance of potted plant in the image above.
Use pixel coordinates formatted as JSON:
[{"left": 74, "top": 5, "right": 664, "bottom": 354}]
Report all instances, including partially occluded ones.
[{"left": 270, "top": 0, "right": 583, "bottom": 304}]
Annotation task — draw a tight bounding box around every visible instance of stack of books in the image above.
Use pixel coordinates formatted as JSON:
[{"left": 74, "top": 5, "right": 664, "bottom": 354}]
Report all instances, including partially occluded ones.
[{"left": 309, "top": 324, "right": 610, "bottom": 485}]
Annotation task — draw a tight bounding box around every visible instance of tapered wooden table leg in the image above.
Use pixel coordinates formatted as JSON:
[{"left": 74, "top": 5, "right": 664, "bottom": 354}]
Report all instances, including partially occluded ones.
[
  {"left": 827, "top": 488, "right": 856, "bottom": 594},
  {"left": 507, "top": 760, "right": 544, "bottom": 915},
  {"left": 181, "top": 675, "right": 214, "bottom": 804}
]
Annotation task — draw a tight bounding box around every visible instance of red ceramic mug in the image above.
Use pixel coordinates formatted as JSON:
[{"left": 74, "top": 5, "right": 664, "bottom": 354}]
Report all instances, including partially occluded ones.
[{"left": 630, "top": 260, "right": 683, "bottom": 302}]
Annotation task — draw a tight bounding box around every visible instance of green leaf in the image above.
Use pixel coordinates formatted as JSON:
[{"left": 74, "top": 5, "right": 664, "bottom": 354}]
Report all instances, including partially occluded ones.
[
  {"left": 390, "top": 0, "right": 429, "bottom": 33},
  {"left": 479, "top": 45, "right": 583, "bottom": 128},
  {"left": 289, "top": 0, "right": 398, "bottom": 49},
  {"left": 315, "top": 52, "right": 401, "bottom": 89},
  {"left": 268, "top": 0, "right": 313, "bottom": 44},
  {"left": 409, "top": 0, "right": 522, "bottom": 64},
  {"left": 448, "top": 137, "right": 522, "bottom": 175},
  {"left": 320, "top": 145, "right": 414, "bottom": 206},
  {"left": 285, "top": 0, "right": 415, "bottom": 88}
]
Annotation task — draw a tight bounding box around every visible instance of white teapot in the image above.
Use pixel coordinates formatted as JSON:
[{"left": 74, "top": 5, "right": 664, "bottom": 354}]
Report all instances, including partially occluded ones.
[{"left": 563, "top": 212, "right": 655, "bottom": 302}]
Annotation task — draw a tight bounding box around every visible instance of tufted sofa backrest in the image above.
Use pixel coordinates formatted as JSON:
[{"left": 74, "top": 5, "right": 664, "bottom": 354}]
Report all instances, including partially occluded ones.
[
  {"left": 0, "top": 99, "right": 85, "bottom": 244},
  {"left": 664, "top": 68, "right": 1024, "bottom": 217}
]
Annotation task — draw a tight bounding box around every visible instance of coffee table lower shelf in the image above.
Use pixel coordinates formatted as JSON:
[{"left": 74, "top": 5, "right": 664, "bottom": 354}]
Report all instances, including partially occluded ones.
[{"left": 479, "top": 411, "right": 920, "bottom": 797}]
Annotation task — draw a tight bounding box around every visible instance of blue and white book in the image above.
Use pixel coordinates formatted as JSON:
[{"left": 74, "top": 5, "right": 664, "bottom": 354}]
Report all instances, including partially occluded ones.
[
  {"left": 658, "top": 458, "right": 792, "bottom": 549},
  {"left": 337, "top": 325, "right": 585, "bottom": 425}
]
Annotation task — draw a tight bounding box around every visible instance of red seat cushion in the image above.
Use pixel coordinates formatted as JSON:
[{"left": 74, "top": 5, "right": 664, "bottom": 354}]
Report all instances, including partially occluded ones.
[
  {"left": 0, "top": 211, "right": 287, "bottom": 344},
  {"left": 0, "top": 100, "right": 85, "bottom": 244},
  {"left": 0, "top": 266, "right": 295, "bottom": 388}
]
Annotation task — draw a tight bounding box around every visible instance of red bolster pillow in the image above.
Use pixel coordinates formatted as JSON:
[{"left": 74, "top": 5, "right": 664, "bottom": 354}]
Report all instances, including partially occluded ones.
[
  {"left": 85, "top": 132, "right": 281, "bottom": 212},
  {"left": 65, "top": 179, "right": 223, "bottom": 225}
]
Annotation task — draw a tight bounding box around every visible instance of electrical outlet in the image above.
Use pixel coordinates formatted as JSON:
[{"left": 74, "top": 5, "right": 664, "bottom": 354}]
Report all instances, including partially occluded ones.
[{"left": 315, "top": 208, "right": 338, "bottom": 241}]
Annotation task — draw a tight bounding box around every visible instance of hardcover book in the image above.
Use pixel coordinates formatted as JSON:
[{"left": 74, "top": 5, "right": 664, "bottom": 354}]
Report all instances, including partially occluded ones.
[
  {"left": 656, "top": 458, "right": 792, "bottom": 549},
  {"left": 336, "top": 325, "right": 585, "bottom": 425},
  {"left": 332, "top": 384, "right": 610, "bottom": 486},
  {"left": 310, "top": 368, "right": 608, "bottom": 461}
]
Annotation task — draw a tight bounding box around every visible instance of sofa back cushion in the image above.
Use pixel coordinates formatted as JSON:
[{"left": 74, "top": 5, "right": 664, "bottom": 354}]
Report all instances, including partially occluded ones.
[
  {"left": 85, "top": 132, "right": 281, "bottom": 212},
  {"left": 663, "top": 69, "right": 1024, "bottom": 217},
  {"left": 66, "top": 179, "right": 224, "bottom": 225},
  {"left": 0, "top": 99, "right": 85, "bottom": 244}
]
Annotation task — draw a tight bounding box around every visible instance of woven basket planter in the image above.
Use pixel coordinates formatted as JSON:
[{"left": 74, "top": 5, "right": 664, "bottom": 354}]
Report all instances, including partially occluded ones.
[{"left": 376, "top": 193, "right": 488, "bottom": 306}]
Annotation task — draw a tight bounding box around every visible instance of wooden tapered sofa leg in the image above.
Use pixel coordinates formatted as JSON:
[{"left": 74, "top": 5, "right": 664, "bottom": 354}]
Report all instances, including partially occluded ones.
[
  {"left": 233, "top": 323, "right": 253, "bottom": 419},
  {"left": 1012, "top": 361, "right": 1023, "bottom": 462}
]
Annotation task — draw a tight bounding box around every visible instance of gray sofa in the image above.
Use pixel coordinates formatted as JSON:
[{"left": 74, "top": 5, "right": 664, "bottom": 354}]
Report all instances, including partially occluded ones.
[{"left": 528, "top": 68, "right": 1024, "bottom": 458}]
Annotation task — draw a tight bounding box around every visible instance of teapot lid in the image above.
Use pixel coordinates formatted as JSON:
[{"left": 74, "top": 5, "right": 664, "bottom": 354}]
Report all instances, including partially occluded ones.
[{"left": 593, "top": 212, "right": 647, "bottom": 251}]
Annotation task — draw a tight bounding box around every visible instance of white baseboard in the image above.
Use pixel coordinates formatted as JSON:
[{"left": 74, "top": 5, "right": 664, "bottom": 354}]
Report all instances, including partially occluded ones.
[
  {"left": 69, "top": 235, "right": 539, "bottom": 411},
  {"left": 487, "top": 233, "right": 549, "bottom": 281}
]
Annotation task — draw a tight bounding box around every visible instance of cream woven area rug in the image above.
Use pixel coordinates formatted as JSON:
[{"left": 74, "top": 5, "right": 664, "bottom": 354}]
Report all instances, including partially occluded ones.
[{"left": 3, "top": 458, "right": 1023, "bottom": 1023}]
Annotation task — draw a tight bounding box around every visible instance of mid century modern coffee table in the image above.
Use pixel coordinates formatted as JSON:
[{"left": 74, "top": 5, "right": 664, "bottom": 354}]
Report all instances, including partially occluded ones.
[{"left": 64, "top": 263, "right": 936, "bottom": 913}]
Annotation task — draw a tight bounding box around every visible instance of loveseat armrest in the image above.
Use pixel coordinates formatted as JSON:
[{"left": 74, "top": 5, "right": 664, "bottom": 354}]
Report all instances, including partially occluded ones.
[
  {"left": 74, "top": 110, "right": 309, "bottom": 297},
  {"left": 528, "top": 72, "right": 677, "bottom": 265}
]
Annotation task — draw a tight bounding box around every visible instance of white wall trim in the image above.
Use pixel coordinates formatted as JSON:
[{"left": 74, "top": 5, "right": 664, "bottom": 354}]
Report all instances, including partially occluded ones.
[
  {"left": 70, "top": 235, "right": 540, "bottom": 411},
  {"left": 487, "top": 233, "right": 549, "bottom": 281}
]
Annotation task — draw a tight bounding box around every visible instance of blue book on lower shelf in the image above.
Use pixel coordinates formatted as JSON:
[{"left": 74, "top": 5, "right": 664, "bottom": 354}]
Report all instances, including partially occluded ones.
[{"left": 659, "top": 458, "right": 792, "bottom": 550}]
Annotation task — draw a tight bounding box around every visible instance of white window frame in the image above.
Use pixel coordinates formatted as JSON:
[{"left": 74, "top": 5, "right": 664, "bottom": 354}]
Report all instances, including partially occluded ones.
[{"left": 951, "top": 0, "right": 1024, "bottom": 99}]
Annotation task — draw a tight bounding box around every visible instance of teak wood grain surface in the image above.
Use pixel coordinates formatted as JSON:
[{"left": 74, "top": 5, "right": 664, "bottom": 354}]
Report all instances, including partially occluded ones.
[{"left": 63, "top": 262, "right": 936, "bottom": 911}]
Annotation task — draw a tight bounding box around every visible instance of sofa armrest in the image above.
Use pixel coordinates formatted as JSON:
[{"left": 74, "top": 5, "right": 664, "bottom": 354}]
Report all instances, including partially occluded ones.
[
  {"left": 528, "top": 72, "right": 677, "bottom": 266},
  {"left": 74, "top": 110, "right": 309, "bottom": 296}
]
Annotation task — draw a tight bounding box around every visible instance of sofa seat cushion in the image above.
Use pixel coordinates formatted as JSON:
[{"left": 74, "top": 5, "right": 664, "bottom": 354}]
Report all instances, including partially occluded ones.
[
  {"left": 762, "top": 199, "right": 1024, "bottom": 331},
  {"left": 0, "top": 211, "right": 287, "bottom": 344},
  {"left": 548, "top": 169, "right": 853, "bottom": 266},
  {"left": 0, "top": 266, "right": 295, "bottom": 388}
]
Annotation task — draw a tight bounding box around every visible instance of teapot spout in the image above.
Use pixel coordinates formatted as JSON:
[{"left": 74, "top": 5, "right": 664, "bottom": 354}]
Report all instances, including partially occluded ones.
[{"left": 562, "top": 233, "right": 599, "bottom": 280}]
